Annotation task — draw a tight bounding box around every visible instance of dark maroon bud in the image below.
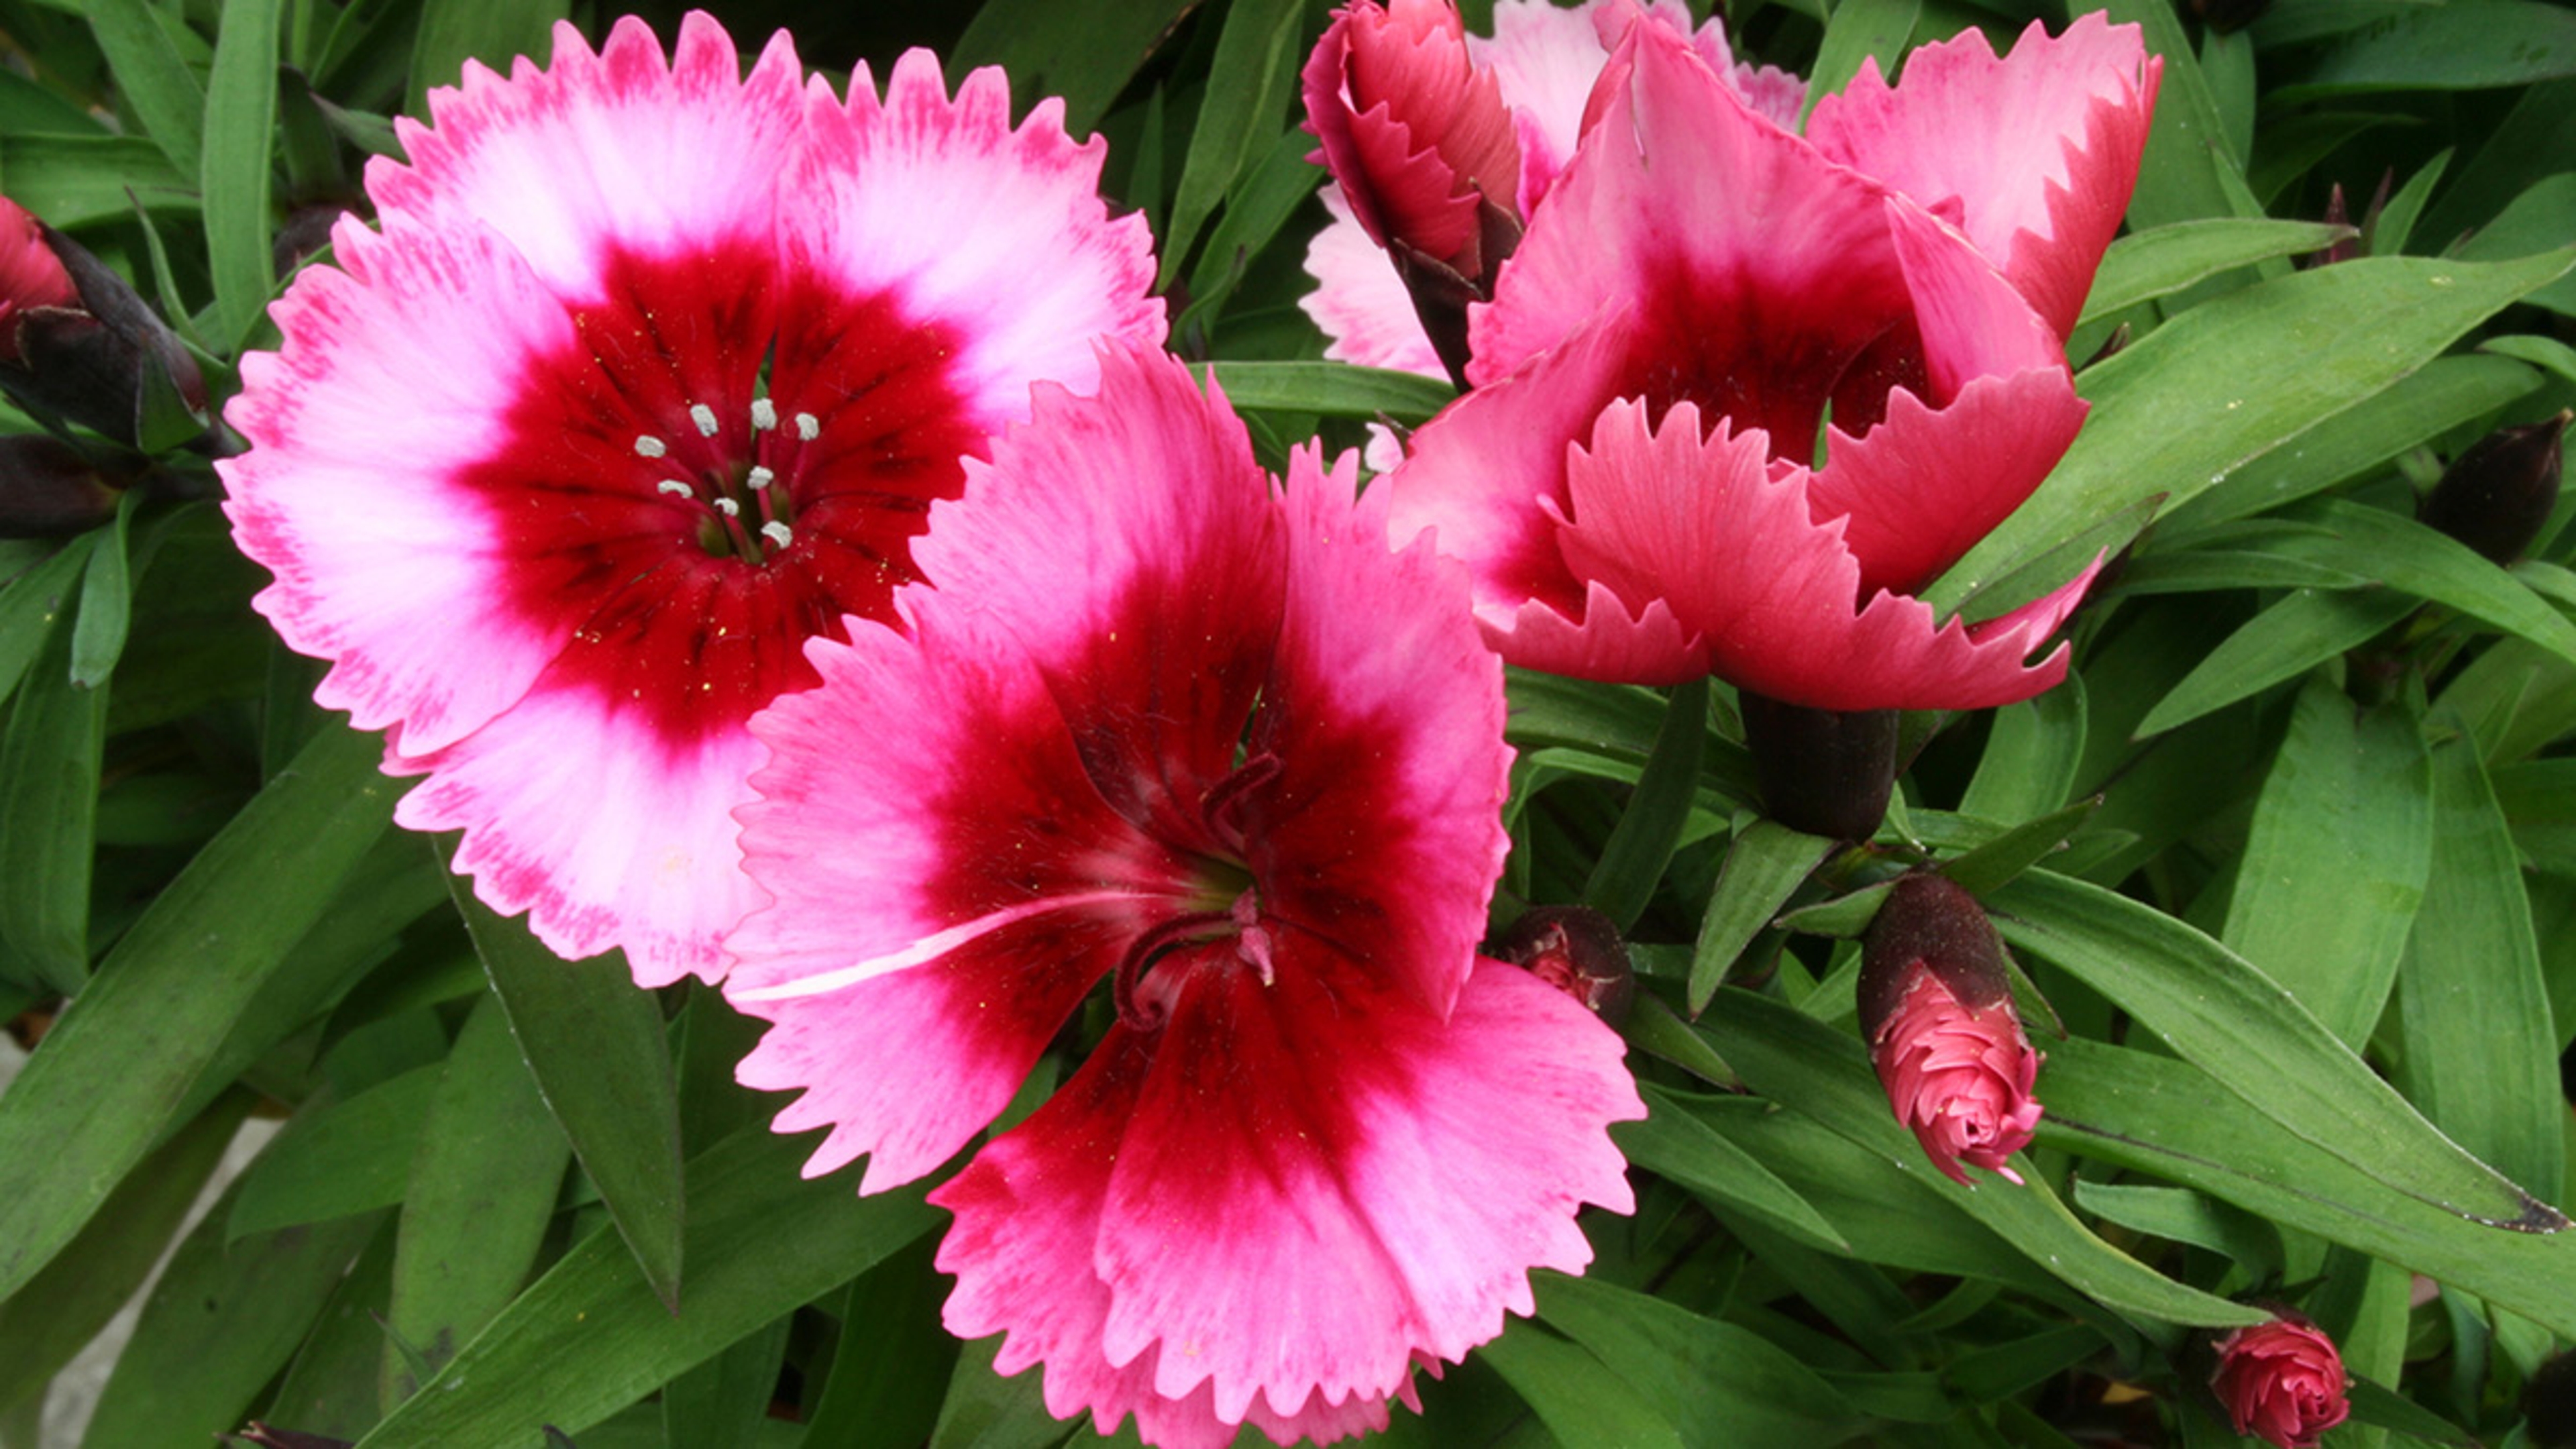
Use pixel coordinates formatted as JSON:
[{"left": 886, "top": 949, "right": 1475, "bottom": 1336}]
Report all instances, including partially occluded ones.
[
  {"left": 2300, "top": 172, "right": 2385, "bottom": 269},
  {"left": 2419, "top": 412, "right": 2566, "bottom": 566},
  {"left": 0, "top": 205, "right": 209, "bottom": 452},
  {"left": 1860, "top": 874, "right": 2043, "bottom": 1185},
  {"left": 2530, "top": 1348, "right": 2576, "bottom": 1449},
  {"left": 2191, "top": 0, "right": 2272, "bottom": 33},
  {"left": 227, "top": 1426, "right": 355, "bottom": 1449},
  {"left": 1495, "top": 905, "right": 1634, "bottom": 1026},
  {"left": 1737, "top": 692, "right": 1896, "bottom": 843},
  {"left": 0, "top": 434, "right": 122, "bottom": 537}
]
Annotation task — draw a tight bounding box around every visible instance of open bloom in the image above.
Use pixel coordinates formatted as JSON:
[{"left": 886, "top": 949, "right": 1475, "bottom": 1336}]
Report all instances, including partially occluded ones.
[
  {"left": 220, "top": 12, "right": 1162, "bottom": 984},
  {"left": 2210, "top": 1316, "right": 2352, "bottom": 1449},
  {"left": 1385, "top": 13, "right": 2152, "bottom": 708},
  {"left": 724, "top": 347, "right": 1641, "bottom": 1448},
  {"left": 1860, "top": 874, "right": 2042, "bottom": 1185}
]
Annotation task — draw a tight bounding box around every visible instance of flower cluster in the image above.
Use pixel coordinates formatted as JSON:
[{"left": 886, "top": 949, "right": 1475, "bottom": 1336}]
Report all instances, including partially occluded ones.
[{"left": 209, "top": 3, "right": 2164, "bottom": 1446}]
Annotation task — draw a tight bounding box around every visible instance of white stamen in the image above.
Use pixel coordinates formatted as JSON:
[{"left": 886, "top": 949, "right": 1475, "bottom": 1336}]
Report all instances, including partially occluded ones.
[
  {"left": 633, "top": 435, "right": 667, "bottom": 458},
  {"left": 655, "top": 479, "right": 694, "bottom": 498},
  {"left": 745, "top": 466, "right": 775, "bottom": 490},
  {"left": 712, "top": 498, "right": 741, "bottom": 517},
  {"left": 761, "top": 521, "right": 794, "bottom": 549},
  {"left": 749, "top": 398, "right": 777, "bottom": 431},
  {"left": 689, "top": 403, "right": 720, "bottom": 437},
  {"left": 794, "top": 411, "right": 820, "bottom": 441},
  {"left": 731, "top": 891, "right": 1146, "bottom": 1002}
]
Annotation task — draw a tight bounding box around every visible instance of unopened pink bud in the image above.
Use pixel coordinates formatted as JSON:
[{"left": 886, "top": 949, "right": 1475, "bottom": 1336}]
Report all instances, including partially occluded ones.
[
  {"left": 1860, "top": 875, "right": 2042, "bottom": 1186},
  {"left": 1495, "top": 905, "right": 1635, "bottom": 1026},
  {"left": 2210, "top": 1316, "right": 2351, "bottom": 1449},
  {"left": 0, "top": 197, "right": 78, "bottom": 366}
]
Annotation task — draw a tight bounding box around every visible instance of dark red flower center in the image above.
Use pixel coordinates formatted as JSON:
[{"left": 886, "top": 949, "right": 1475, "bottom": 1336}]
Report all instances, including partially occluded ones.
[{"left": 458, "top": 239, "right": 982, "bottom": 745}]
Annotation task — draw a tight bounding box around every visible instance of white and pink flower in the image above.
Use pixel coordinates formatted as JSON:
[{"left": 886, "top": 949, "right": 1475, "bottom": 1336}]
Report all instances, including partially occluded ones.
[
  {"left": 724, "top": 346, "right": 1642, "bottom": 1449},
  {"left": 219, "top": 11, "right": 1164, "bottom": 985}
]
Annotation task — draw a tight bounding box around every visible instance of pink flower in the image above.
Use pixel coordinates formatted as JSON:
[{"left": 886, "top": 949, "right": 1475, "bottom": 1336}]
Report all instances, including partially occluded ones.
[
  {"left": 0, "top": 199, "right": 77, "bottom": 366},
  {"left": 1383, "top": 13, "right": 2151, "bottom": 708},
  {"left": 1860, "top": 875, "right": 2042, "bottom": 1186},
  {"left": 2210, "top": 1316, "right": 2352, "bottom": 1449},
  {"left": 723, "top": 347, "right": 1642, "bottom": 1449},
  {"left": 219, "top": 12, "right": 1163, "bottom": 985},
  {"left": 1301, "top": 0, "right": 1803, "bottom": 378}
]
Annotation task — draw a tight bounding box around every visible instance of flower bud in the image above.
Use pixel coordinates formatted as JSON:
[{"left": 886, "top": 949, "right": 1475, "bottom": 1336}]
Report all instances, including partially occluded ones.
[
  {"left": 1738, "top": 693, "right": 1897, "bottom": 843},
  {"left": 2209, "top": 1316, "right": 2351, "bottom": 1449},
  {"left": 1495, "top": 905, "right": 1635, "bottom": 1026},
  {"left": 1859, "top": 874, "right": 2042, "bottom": 1186},
  {"left": 0, "top": 199, "right": 210, "bottom": 452},
  {"left": 2418, "top": 411, "right": 2567, "bottom": 566},
  {"left": 0, "top": 434, "right": 123, "bottom": 537},
  {"left": 1301, "top": 0, "right": 1522, "bottom": 382}
]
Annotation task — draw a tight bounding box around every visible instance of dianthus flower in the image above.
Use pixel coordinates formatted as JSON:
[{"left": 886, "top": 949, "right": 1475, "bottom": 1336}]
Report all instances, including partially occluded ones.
[
  {"left": 1385, "top": 13, "right": 2153, "bottom": 708},
  {"left": 2210, "top": 1315, "right": 2352, "bottom": 1449},
  {"left": 221, "top": 13, "right": 1163, "bottom": 983},
  {"left": 1860, "top": 875, "right": 2043, "bottom": 1186},
  {"left": 724, "top": 346, "right": 1642, "bottom": 1449}
]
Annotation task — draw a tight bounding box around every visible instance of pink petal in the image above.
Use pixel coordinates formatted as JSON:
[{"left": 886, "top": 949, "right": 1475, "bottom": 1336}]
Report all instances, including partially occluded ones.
[
  {"left": 1257, "top": 445, "right": 1511, "bottom": 1018},
  {"left": 795, "top": 52, "right": 1165, "bottom": 433},
  {"left": 1806, "top": 13, "right": 2160, "bottom": 337},
  {"left": 390, "top": 669, "right": 770, "bottom": 986},
  {"left": 1299, "top": 186, "right": 1445, "bottom": 378},
  {"left": 371, "top": 13, "right": 804, "bottom": 299},
  {"left": 1554, "top": 399, "right": 2094, "bottom": 710},
  {"left": 1093, "top": 959, "right": 1639, "bottom": 1420},
  {"left": 222, "top": 215, "right": 586, "bottom": 757},
  {"left": 727, "top": 608, "right": 1188, "bottom": 1189}
]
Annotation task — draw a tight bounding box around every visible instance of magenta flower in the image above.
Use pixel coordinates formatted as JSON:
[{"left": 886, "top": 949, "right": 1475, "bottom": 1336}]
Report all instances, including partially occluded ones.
[
  {"left": 723, "top": 347, "right": 1642, "bottom": 1449},
  {"left": 0, "top": 199, "right": 77, "bottom": 366},
  {"left": 1860, "top": 875, "right": 2042, "bottom": 1186},
  {"left": 219, "top": 13, "right": 1163, "bottom": 985},
  {"left": 2210, "top": 1316, "right": 2352, "bottom": 1449},
  {"left": 1383, "top": 13, "right": 2153, "bottom": 708}
]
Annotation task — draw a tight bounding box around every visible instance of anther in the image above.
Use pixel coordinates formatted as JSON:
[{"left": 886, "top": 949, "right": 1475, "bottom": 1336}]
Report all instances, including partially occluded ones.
[
  {"left": 745, "top": 466, "right": 775, "bottom": 490},
  {"left": 749, "top": 398, "right": 777, "bottom": 431},
  {"left": 656, "top": 480, "right": 694, "bottom": 498},
  {"left": 794, "top": 412, "right": 820, "bottom": 441},
  {"left": 634, "top": 435, "right": 667, "bottom": 459},
  {"left": 689, "top": 403, "right": 720, "bottom": 438},
  {"left": 761, "top": 521, "right": 794, "bottom": 549},
  {"left": 712, "top": 498, "right": 741, "bottom": 517}
]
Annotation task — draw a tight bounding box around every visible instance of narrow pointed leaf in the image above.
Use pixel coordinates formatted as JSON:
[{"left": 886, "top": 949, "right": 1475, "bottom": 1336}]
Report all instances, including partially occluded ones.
[
  {"left": 1989, "top": 869, "right": 2566, "bottom": 1231},
  {"left": 1616, "top": 1085, "right": 1850, "bottom": 1253},
  {"left": 1587, "top": 676, "right": 1708, "bottom": 930},
  {"left": 1690, "top": 817, "right": 1831, "bottom": 1012},
  {"left": 1163, "top": 0, "right": 1305, "bottom": 281},
  {"left": 203, "top": 0, "right": 282, "bottom": 347},
  {"left": 2080, "top": 219, "right": 2353, "bottom": 325},
  {"left": 2134, "top": 588, "right": 2416, "bottom": 738},
  {"left": 950, "top": 0, "right": 1195, "bottom": 135},
  {"left": 1479, "top": 1323, "right": 1688, "bottom": 1449},
  {"left": 1959, "top": 678, "right": 2086, "bottom": 823},
  {"left": 227, "top": 1063, "right": 441, "bottom": 1240},
  {"left": 83, "top": 0, "right": 207, "bottom": 176},
  {"left": 1201, "top": 361, "right": 1455, "bottom": 424},
  {"left": 0, "top": 615, "right": 105, "bottom": 994},
  {"left": 437, "top": 846, "right": 684, "bottom": 1312},
  {"left": 1534, "top": 1275, "right": 1874, "bottom": 1447}
]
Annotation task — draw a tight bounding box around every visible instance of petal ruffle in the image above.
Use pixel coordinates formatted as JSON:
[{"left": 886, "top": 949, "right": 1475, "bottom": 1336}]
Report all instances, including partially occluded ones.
[
  {"left": 1556, "top": 400, "right": 2092, "bottom": 710},
  {"left": 370, "top": 13, "right": 803, "bottom": 299},
  {"left": 1806, "top": 13, "right": 2159, "bottom": 337},
  {"left": 725, "top": 603, "right": 1197, "bottom": 1189},
  {"left": 223, "top": 215, "right": 582, "bottom": 757},
  {"left": 791, "top": 52, "right": 1165, "bottom": 434}
]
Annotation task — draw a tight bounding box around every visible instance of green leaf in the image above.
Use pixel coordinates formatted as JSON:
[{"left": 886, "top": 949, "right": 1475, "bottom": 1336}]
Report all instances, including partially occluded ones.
[
  {"left": 1534, "top": 1275, "right": 1874, "bottom": 1448},
  {"left": 1585, "top": 676, "right": 1707, "bottom": 931},
  {"left": 1689, "top": 817, "right": 1830, "bottom": 1013},
  {"left": 0, "top": 719, "right": 397, "bottom": 1303},
  {"left": 354, "top": 1129, "right": 941, "bottom": 1447},
  {"left": 0, "top": 610, "right": 106, "bottom": 995},
  {"left": 1163, "top": 0, "right": 1306, "bottom": 283},
  {"left": 78, "top": 1191, "right": 383, "bottom": 1449},
  {"left": 800, "top": 1237, "right": 956, "bottom": 1449},
  {"left": 0, "top": 137, "right": 193, "bottom": 227},
  {"left": 2282, "top": 1, "right": 2576, "bottom": 95},
  {"left": 1695, "top": 988, "right": 2264, "bottom": 1329},
  {"left": 0, "top": 1093, "right": 248, "bottom": 1418},
  {"left": 1958, "top": 675, "right": 2086, "bottom": 824},
  {"left": 264, "top": 1222, "right": 401, "bottom": 1440},
  {"left": 2368, "top": 148, "right": 2450, "bottom": 260},
  {"left": 2222, "top": 679, "right": 2432, "bottom": 1048},
  {"left": 1988, "top": 869, "right": 2567, "bottom": 1231},
  {"left": 950, "top": 0, "right": 1196, "bottom": 137},
  {"left": 2483, "top": 331, "right": 2576, "bottom": 388},
  {"left": 661, "top": 1314, "right": 792, "bottom": 1449},
  {"left": 1201, "top": 360, "right": 1455, "bottom": 424},
  {"left": 1943, "top": 1324, "right": 2108, "bottom": 1404},
  {"left": 0, "top": 537, "right": 91, "bottom": 713},
  {"left": 1477, "top": 1320, "right": 1687, "bottom": 1449},
  {"left": 928, "top": 1335, "right": 1075, "bottom": 1449},
  {"left": 2095, "top": 0, "right": 2258, "bottom": 228},
  {"left": 1801, "top": 0, "right": 1915, "bottom": 125},
  {"left": 2037, "top": 1036, "right": 2576, "bottom": 1338},
  {"left": 1615, "top": 1085, "right": 1850, "bottom": 1253},
  {"left": 203, "top": 0, "right": 283, "bottom": 349},
  {"left": 2069, "top": 1181, "right": 2282, "bottom": 1279},
  {"left": 2080, "top": 219, "right": 2351, "bottom": 325},
  {"left": 2271, "top": 499, "right": 2576, "bottom": 667},
  {"left": 381, "top": 994, "right": 569, "bottom": 1406},
  {"left": 2165, "top": 352, "right": 2539, "bottom": 531},
  {"left": 2458, "top": 172, "right": 2576, "bottom": 316},
  {"left": 1181, "top": 125, "right": 1324, "bottom": 326},
  {"left": 229, "top": 1063, "right": 441, "bottom": 1241},
  {"left": 84, "top": 0, "right": 206, "bottom": 176},
  {"left": 2133, "top": 588, "right": 2416, "bottom": 738},
  {"left": 1938, "top": 800, "right": 2102, "bottom": 898},
  {"left": 408, "top": 0, "right": 571, "bottom": 116},
  {"left": 1935, "top": 249, "right": 2576, "bottom": 613},
  {"left": 69, "top": 487, "right": 140, "bottom": 688},
  {"left": 439, "top": 847, "right": 686, "bottom": 1312},
  {"left": 2396, "top": 729, "right": 2565, "bottom": 1206}
]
